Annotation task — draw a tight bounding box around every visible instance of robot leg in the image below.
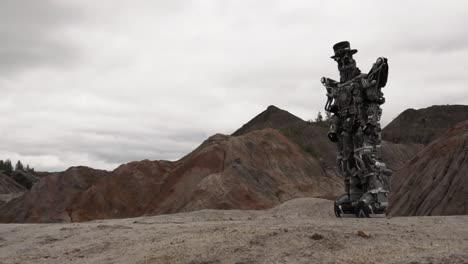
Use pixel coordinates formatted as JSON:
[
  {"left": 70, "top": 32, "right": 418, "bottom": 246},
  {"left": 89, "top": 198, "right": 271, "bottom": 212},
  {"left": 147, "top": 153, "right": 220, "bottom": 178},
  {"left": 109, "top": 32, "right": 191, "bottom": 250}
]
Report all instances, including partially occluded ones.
[{"left": 353, "top": 146, "right": 392, "bottom": 217}]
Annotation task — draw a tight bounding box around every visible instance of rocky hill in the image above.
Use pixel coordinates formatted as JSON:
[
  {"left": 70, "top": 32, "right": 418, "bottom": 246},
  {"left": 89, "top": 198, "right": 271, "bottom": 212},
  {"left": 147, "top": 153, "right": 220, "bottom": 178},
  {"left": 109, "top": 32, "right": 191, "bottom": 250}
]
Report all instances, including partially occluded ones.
[
  {"left": 68, "top": 128, "right": 343, "bottom": 222},
  {"left": 0, "top": 167, "right": 109, "bottom": 223},
  {"left": 388, "top": 120, "right": 468, "bottom": 216},
  {"left": 233, "top": 106, "right": 338, "bottom": 175},
  {"left": 0, "top": 129, "right": 343, "bottom": 223},
  {"left": 382, "top": 105, "right": 468, "bottom": 145}
]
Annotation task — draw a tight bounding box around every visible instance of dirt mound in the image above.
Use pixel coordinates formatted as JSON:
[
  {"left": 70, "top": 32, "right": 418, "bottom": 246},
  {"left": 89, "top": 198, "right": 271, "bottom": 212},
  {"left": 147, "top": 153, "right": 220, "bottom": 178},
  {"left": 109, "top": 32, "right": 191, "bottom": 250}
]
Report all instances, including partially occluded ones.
[
  {"left": 0, "top": 167, "right": 109, "bottom": 223},
  {"left": 380, "top": 141, "right": 424, "bottom": 171},
  {"left": 0, "top": 173, "right": 25, "bottom": 194},
  {"left": 68, "top": 129, "right": 343, "bottom": 222},
  {"left": 382, "top": 105, "right": 468, "bottom": 145},
  {"left": 389, "top": 120, "right": 468, "bottom": 216}
]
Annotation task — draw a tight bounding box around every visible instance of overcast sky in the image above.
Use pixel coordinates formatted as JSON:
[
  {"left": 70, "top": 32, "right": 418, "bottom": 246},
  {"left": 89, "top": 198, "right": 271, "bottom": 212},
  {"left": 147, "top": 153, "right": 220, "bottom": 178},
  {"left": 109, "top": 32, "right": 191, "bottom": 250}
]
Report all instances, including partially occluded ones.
[{"left": 1, "top": 0, "right": 467, "bottom": 171}]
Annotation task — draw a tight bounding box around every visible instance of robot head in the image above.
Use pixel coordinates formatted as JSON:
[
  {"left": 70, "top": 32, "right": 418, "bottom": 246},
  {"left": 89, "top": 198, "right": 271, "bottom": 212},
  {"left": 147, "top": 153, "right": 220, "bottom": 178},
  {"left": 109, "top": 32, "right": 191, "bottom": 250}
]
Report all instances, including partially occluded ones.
[{"left": 331, "top": 41, "right": 360, "bottom": 82}]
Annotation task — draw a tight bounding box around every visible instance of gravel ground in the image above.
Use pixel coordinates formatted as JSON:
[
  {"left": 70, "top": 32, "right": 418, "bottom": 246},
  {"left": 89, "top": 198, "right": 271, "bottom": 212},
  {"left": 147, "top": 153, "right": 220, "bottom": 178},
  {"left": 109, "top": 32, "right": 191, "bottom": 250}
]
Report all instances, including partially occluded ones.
[{"left": 0, "top": 198, "right": 467, "bottom": 264}]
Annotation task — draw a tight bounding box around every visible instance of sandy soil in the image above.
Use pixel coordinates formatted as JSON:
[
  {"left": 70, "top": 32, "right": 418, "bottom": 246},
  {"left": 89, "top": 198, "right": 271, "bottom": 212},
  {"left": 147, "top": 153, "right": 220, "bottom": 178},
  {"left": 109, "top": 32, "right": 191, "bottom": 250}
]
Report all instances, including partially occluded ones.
[{"left": 0, "top": 198, "right": 467, "bottom": 264}]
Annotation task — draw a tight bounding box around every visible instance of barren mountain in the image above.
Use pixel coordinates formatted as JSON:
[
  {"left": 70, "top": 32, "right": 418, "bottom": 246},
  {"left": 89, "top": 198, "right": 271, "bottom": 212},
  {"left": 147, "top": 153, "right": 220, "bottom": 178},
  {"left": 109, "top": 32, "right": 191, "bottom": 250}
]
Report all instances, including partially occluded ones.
[
  {"left": 233, "top": 105, "right": 338, "bottom": 174},
  {"left": 382, "top": 105, "right": 468, "bottom": 145},
  {"left": 0, "top": 129, "right": 343, "bottom": 223},
  {"left": 68, "top": 128, "right": 343, "bottom": 222},
  {"left": 389, "top": 120, "right": 468, "bottom": 216},
  {"left": 0, "top": 167, "right": 109, "bottom": 223},
  {"left": 1, "top": 197, "right": 467, "bottom": 264}
]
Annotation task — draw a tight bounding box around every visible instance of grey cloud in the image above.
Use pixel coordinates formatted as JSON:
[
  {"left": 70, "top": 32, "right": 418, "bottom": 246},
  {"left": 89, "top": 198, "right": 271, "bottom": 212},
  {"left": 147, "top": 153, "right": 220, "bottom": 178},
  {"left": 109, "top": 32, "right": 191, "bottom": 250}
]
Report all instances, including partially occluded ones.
[
  {"left": 1, "top": 0, "right": 468, "bottom": 171},
  {"left": 0, "top": 0, "right": 82, "bottom": 75}
]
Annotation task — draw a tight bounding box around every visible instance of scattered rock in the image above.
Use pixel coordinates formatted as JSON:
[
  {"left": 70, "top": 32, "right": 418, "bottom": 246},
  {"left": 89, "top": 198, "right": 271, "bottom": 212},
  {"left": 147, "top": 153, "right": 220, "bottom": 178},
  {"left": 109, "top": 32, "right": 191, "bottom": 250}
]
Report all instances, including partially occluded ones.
[
  {"left": 310, "top": 233, "right": 324, "bottom": 240},
  {"left": 356, "top": 230, "right": 370, "bottom": 238}
]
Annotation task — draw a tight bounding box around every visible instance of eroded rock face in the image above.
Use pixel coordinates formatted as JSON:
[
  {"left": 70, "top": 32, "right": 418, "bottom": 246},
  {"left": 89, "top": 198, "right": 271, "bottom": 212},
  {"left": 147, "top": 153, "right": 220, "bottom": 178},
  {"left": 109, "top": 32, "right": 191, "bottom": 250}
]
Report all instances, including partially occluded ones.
[
  {"left": 382, "top": 105, "right": 468, "bottom": 145},
  {"left": 380, "top": 141, "right": 424, "bottom": 171},
  {"left": 0, "top": 173, "right": 25, "bottom": 194},
  {"left": 233, "top": 105, "right": 338, "bottom": 175},
  {"left": 68, "top": 129, "right": 343, "bottom": 222},
  {"left": 389, "top": 121, "right": 468, "bottom": 216},
  {"left": 0, "top": 167, "right": 109, "bottom": 223}
]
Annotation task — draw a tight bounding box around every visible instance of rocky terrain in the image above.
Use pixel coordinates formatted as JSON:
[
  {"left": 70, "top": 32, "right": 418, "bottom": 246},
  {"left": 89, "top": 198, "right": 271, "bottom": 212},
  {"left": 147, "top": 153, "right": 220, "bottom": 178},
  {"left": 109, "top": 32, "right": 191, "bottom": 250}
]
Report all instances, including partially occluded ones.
[
  {"left": 389, "top": 120, "right": 468, "bottom": 216},
  {"left": 57, "top": 129, "right": 343, "bottom": 222},
  {"left": 0, "top": 167, "right": 109, "bottom": 222},
  {"left": 382, "top": 104, "right": 468, "bottom": 145},
  {"left": 0, "top": 104, "right": 466, "bottom": 223},
  {"left": 0, "top": 128, "right": 343, "bottom": 223},
  {"left": 0, "top": 197, "right": 467, "bottom": 264}
]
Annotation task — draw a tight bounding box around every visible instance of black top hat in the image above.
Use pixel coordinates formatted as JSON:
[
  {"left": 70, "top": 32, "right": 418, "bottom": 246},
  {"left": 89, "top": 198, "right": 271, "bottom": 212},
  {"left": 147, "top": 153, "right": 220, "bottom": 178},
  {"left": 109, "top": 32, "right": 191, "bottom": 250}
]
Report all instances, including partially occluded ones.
[{"left": 331, "top": 41, "right": 358, "bottom": 59}]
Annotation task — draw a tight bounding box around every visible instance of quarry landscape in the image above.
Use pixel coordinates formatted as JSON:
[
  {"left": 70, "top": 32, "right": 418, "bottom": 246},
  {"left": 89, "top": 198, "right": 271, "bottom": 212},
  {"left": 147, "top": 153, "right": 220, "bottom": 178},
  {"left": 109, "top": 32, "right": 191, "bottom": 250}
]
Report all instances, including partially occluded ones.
[{"left": 0, "top": 104, "right": 467, "bottom": 264}]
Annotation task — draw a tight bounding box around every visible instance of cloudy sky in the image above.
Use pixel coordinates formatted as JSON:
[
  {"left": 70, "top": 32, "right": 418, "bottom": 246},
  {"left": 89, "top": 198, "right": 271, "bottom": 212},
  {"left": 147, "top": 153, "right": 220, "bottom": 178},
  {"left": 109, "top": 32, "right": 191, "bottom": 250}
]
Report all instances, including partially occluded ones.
[{"left": 1, "top": 0, "right": 467, "bottom": 171}]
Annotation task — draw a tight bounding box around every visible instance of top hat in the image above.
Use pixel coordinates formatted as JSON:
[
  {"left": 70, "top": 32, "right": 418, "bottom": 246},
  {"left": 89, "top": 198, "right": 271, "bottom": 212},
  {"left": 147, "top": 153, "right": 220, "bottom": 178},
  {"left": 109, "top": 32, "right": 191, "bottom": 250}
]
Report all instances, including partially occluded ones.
[{"left": 331, "top": 41, "right": 358, "bottom": 59}]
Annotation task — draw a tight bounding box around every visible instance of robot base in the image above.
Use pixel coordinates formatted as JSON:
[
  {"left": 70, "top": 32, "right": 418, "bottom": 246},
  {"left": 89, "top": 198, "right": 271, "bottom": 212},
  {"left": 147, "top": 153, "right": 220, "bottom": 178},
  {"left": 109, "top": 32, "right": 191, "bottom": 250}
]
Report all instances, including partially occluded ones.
[{"left": 334, "top": 192, "right": 387, "bottom": 218}]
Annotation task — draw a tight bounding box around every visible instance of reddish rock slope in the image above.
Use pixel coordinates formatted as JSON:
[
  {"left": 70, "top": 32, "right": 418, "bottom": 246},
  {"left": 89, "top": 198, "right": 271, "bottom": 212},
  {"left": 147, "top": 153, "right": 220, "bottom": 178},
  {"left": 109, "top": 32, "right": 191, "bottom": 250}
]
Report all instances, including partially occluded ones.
[
  {"left": 389, "top": 121, "right": 468, "bottom": 216},
  {"left": 68, "top": 129, "right": 343, "bottom": 222},
  {"left": 0, "top": 167, "right": 109, "bottom": 223}
]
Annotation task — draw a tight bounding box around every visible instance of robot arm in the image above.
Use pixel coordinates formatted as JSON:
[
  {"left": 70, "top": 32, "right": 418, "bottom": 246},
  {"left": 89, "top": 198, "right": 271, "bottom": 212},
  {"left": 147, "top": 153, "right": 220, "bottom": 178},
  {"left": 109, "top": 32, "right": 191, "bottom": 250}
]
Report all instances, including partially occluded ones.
[
  {"left": 363, "top": 57, "right": 389, "bottom": 104},
  {"left": 321, "top": 77, "right": 339, "bottom": 112},
  {"left": 367, "top": 57, "right": 388, "bottom": 88},
  {"left": 320, "top": 77, "right": 340, "bottom": 142}
]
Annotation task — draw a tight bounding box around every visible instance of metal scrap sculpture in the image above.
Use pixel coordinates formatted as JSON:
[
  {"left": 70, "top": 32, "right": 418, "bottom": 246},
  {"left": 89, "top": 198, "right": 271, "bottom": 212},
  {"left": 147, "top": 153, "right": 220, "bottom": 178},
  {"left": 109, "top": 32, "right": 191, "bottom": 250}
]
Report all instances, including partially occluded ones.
[{"left": 321, "top": 41, "right": 391, "bottom": 217}]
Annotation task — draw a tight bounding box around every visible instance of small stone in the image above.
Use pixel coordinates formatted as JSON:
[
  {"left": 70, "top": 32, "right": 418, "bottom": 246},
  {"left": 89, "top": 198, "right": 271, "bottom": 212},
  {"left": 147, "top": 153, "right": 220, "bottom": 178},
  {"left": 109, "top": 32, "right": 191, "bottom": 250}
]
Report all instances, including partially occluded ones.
[
  {"left": 309, "top": 233, "right": 323, "bottom": 240},
  {"left": 356, "top": 230, "right": 370, "bottom": 238}
]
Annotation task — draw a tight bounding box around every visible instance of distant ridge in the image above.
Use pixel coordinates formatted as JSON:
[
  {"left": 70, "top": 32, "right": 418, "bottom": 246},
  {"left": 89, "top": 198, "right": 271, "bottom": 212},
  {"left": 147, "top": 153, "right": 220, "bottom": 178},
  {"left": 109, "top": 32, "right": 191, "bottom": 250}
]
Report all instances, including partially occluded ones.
[{"left": 382, "top": 105, "right": 468, "bottom": 145}]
